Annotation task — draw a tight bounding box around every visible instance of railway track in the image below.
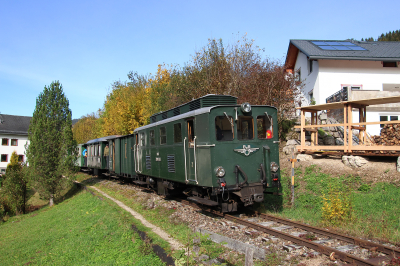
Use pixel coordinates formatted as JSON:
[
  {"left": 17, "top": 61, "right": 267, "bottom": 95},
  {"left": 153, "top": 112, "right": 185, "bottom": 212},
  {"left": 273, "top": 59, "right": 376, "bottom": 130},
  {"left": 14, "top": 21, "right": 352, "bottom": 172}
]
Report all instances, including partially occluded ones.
[
  {"left": 178, "top": 199, "right": 399, "bottom": 266},
  {"left": 101, "top": 176, "right": 400, "bottom": 265}
]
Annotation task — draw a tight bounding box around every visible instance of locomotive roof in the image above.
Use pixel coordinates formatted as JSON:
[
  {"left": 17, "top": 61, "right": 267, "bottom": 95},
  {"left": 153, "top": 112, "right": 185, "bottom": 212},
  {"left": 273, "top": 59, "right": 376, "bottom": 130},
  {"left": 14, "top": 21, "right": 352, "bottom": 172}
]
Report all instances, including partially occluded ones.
[
  {"left": 86, "top": 135, "right": 121, "bottom": 144},
  {"left": 134, "top": 104, "right": 277, "bottom": 132},
  {"left": 149, "top": 94, "right": 238, "bottom": 124}
]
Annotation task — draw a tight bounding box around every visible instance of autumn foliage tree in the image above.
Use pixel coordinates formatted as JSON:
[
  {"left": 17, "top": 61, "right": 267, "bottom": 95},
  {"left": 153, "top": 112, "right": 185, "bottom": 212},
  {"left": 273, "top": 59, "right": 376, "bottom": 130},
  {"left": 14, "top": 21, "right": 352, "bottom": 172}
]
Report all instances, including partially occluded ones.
[
  {"left": 72, "top": 113, "right": 100, "bottom": 144},
  {"left": 73, "top": 35, "right": 301, "bottom": 141}
]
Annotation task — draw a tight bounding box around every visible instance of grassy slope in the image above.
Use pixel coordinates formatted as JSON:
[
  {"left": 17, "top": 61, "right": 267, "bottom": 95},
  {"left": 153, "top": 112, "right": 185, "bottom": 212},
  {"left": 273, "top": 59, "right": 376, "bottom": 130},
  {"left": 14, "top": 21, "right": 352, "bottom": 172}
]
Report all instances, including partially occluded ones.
[
  {"left": 0, "top": 187, "right": 165, "bottom": 266},
  {"left": 268, "top": 164, "right": 400, "bottom": 244}
]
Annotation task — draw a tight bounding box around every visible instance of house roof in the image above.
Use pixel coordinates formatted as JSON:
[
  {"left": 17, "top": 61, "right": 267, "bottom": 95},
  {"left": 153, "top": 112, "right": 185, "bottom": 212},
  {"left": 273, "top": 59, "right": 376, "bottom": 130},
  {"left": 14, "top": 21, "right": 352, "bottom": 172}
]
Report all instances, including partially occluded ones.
[
  {"left": 0, "top": 114, "right": 31, "bottom": 135},
  {"left": 285, "top": 39, "right": 400, "bottom": 71},
  {"left": 0, "top": 115, "right": 79, "bottom": 136}
]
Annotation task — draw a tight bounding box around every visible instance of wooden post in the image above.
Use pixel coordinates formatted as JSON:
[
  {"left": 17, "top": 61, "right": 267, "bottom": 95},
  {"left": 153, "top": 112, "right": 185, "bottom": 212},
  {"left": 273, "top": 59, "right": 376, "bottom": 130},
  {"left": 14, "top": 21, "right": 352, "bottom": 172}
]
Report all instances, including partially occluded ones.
[
  {"left": 348, "top": 104, "right": 353, "bottom": 153},
  {"left": 288, "top": 150, "right": 300, "bottom": 207},
  {"left": 300, "top": 109, "right": 305, "bottom": 152},
  {"left": 343, "top": 104, "right": 348, "bottom": 153}
]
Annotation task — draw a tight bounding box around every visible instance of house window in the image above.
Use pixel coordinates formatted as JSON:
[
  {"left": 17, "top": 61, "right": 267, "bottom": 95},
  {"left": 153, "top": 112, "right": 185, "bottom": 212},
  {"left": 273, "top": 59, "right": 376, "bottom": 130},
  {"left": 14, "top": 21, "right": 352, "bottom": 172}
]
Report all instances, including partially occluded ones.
[
  {"left": 383, "top": 61, "right": 397, "bottom": 67},
  {"left": 18, "top": 155, "right": 24, "bottom": 162},
  {"left": 11, "top": 139, "right": 18, "bottom": 146},
  {"left": 380, "top": 115, "right": 398, "bottom": 128},
  {"left": 173, "top": 123, "right": 182, "bottom": 143},
  {"left": 308, "top": 60, "right": 313, "bottom": 74},
  {"left": 295, "top": 69, "right": 301, "bottom": 82},
  {"left": 1, "top": 154, "right": 8, "bottom": 162},
  {"left": 2, "top": 138, "right": 8, "bottom": 146},
  {"left": 160, "top": 127, "right": 167, "bottom": 145}
]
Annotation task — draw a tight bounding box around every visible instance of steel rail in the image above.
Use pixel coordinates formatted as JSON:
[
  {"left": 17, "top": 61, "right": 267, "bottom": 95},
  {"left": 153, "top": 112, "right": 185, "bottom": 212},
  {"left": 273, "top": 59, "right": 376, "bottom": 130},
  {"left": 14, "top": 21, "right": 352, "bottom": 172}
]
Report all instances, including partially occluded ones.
[
  {"left": 202, "top": 209, "right": 378, "bottom": 266},
  {"left": 255, "top": 212, "right": 400, "bottom": 258}
]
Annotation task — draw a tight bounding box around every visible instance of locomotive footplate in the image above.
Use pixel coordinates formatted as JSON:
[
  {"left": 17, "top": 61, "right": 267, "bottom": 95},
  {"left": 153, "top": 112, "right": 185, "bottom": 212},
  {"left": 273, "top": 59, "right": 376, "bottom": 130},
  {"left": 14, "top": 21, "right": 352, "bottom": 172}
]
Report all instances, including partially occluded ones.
[{"left": 187, "top": 196, "right": 219, "bottom": 206}]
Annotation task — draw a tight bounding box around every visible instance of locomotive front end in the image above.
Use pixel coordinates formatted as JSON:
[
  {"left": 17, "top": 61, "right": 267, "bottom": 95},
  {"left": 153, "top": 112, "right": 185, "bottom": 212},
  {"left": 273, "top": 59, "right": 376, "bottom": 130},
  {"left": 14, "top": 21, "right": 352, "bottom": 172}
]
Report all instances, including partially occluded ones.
[{"left": 210, "top": 103, "right": 281, "bottom": 212}]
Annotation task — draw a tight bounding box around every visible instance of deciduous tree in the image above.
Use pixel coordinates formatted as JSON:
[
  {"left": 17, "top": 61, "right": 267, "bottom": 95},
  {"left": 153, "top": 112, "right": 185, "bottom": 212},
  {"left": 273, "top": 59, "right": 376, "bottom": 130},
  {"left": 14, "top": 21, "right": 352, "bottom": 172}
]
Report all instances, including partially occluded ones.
[{"left": 26, "top": 81, "right": 77, "bottom": 206}]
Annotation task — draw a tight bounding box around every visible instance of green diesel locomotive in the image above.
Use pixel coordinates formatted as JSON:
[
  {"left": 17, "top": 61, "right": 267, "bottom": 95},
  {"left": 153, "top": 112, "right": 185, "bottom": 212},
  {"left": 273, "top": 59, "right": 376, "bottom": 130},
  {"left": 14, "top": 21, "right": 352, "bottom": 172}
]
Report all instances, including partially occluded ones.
[{"left": 80, "top": 95, "right": 281, "bottom": 212}]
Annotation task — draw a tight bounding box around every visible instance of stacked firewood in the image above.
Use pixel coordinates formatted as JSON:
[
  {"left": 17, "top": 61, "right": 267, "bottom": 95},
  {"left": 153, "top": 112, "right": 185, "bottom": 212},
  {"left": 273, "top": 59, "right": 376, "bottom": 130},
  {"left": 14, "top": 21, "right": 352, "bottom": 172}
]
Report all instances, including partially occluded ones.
[{"left": 372, "top": 124, "right": 400, "bottom": 145}]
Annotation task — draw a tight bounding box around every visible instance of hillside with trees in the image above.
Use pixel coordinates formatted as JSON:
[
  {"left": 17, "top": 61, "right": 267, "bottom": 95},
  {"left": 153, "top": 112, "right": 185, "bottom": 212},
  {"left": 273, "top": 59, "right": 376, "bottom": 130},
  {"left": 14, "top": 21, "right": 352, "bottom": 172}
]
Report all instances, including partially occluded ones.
[{"left": 362, "top": 29, "right": 400, "bottom": 41}]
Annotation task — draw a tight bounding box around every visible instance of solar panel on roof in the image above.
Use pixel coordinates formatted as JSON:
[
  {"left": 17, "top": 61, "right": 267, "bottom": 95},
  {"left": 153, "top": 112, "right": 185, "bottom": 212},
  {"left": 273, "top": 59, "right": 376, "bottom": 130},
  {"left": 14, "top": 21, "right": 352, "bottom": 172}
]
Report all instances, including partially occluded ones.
[{"left": 311, "top": 41, "right": 367, "bottom": 51}]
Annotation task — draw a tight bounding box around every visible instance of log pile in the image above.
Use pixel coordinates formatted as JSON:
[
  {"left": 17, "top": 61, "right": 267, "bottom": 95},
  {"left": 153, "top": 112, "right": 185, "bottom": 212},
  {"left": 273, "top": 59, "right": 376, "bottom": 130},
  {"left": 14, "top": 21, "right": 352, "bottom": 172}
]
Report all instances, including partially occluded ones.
[{"left": 372, "top": 124, "right": 400, "bottom": 145}]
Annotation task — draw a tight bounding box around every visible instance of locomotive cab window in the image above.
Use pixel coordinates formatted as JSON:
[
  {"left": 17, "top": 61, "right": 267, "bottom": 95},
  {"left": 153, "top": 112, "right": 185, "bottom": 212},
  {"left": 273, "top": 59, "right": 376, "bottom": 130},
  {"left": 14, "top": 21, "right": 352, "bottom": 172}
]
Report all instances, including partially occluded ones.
[
  {"left": 215, "top": 115, "right": 234, "bottom": 141},
  {"left": 150, "top": 130, "right": 155, "bottom": 145},
  {"left": 238, "top": 116, "right": 254, "bottom": 140},
  {"left": 174, "top": 123, "right": 182, "bottom": 143},
  {"left": 257, "top": 115, "right": 273, "bottom": 139},
  {"left": 160, "top": 127, "right": 166, "bottom": 145},
  {"left": 187, "top": 120, "right": 195, "bottom": 146}
]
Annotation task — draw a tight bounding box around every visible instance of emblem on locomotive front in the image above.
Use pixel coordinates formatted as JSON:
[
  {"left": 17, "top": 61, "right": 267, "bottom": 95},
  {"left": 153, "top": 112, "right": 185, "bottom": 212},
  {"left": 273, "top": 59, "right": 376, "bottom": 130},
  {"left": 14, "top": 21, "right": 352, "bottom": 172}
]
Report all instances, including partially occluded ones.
[{"left": 234, "top": 145, "right": 259, "bottom": 156}]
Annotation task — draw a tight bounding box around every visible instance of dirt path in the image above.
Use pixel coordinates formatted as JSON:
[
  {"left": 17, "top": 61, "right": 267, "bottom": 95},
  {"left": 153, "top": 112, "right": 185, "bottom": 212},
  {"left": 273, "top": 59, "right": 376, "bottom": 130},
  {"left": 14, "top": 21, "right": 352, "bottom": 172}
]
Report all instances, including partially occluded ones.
[{"left": 90, "top": 186, "right": 183, "bottom": 251}]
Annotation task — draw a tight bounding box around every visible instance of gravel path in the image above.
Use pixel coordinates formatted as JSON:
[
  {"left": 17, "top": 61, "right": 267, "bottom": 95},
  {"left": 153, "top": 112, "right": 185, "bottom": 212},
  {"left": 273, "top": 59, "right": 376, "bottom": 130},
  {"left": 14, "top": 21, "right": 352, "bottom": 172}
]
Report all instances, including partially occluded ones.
[{"left": 90, "top": 186, "right": 183, "bottom": 251}]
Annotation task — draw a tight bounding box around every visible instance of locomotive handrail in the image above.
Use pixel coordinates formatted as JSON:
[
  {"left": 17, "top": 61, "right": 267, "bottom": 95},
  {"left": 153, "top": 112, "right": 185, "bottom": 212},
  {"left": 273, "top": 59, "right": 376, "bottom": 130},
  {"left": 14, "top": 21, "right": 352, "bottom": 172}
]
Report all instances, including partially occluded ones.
[
  {"left": 196, "top": 144, "right": 215, "bottom": 147},
  {"left": 184, "top": 137, "right": 188, "bottom": 183}
]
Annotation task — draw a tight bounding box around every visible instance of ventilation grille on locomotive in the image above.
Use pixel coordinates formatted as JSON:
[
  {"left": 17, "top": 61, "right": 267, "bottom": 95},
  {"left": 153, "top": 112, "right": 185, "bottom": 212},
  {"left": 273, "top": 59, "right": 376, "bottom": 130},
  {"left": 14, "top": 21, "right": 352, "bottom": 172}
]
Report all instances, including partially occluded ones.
[
  {"left": 162, "top": 113, "right": 168, "bottom": 119},
  {"left": 167, "top": 155, "right": 175, "bottom": 173},
  {"left": 146, "top": 155, "right": 151, "bottom": 170}
]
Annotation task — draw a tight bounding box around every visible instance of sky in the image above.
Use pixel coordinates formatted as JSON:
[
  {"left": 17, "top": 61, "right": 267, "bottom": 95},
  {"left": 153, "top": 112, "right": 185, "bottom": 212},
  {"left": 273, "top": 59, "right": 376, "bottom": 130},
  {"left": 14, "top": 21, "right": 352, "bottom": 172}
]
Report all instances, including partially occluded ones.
[{"left": 1, "top": 0, "right": 399, "bottom": 119}]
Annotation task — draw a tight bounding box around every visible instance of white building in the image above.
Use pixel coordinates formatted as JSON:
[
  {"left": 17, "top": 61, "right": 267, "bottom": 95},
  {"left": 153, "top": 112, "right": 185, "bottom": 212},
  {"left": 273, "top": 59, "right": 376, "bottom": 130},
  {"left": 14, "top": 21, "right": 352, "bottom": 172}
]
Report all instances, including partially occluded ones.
[
  {"left": 0, "top": 114, "right": 31, "bottom": 174},
  {"left": 285, "top": 40, "right": 400, "bottom": 135}
]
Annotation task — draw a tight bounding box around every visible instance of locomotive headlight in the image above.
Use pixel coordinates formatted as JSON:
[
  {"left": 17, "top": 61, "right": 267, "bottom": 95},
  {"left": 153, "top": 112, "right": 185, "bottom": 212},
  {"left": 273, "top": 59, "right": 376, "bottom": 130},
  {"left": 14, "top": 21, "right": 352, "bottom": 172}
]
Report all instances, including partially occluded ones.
[
  {"left": 215, "top": 166, "right": 226, "bottom": 177},
  {"left": 240, "top": 102, "right": 251, "bottom": 113},
  {"left": 270, "top": 162, "right": 279, "bottom": 173}
]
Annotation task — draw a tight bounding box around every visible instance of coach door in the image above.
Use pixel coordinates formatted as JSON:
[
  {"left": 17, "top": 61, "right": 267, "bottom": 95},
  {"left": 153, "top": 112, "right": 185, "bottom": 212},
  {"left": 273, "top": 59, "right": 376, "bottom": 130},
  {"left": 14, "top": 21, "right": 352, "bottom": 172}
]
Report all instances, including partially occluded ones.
[{"left": 184, "top": 119, "right": 197, "bottom": 184}]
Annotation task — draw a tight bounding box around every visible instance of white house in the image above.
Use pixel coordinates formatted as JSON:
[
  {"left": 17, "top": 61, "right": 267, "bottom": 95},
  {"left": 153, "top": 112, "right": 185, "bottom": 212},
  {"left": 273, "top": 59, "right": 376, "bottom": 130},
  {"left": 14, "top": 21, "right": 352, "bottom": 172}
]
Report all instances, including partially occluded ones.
[
  {"left": 0, "top": 114, "right": 31, "bottom": 174},
  {"left": 285, "top": 40, "right": 400, "bottom": 135}
]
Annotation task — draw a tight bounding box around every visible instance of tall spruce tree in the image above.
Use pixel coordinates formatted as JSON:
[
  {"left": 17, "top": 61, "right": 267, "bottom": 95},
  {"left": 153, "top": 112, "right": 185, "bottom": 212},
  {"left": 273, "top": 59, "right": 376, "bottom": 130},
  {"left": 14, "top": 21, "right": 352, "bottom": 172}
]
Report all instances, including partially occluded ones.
[{"left": 26, "top": 81, "right": 77, "bottom": 206}]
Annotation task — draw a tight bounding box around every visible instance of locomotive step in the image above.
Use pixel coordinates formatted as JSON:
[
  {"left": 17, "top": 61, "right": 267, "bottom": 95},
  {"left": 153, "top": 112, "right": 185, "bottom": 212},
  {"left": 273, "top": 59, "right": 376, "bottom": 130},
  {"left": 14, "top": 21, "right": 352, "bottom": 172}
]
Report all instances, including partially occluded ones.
[
  {"left": 187, "top": 196, "right": 219, "bottom": 206},
  {"left": 133, "top": 180, "right": 148, "bottom": 185}
]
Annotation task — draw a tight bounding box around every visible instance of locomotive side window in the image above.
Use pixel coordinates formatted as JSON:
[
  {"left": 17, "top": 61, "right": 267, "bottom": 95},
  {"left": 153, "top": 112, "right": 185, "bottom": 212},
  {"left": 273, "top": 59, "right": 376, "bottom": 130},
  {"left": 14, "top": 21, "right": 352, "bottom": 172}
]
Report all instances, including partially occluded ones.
[
  {"left": 174, "top": 123, "right": 182, "bottom": 143},
  {"left": 238, "top": 116, "right": 254, "bottom": 140},
  {"left": 160, "top": 127, "right": 167, "bottom": 145},
  {"left": 150, "top": 130, "right": 155, "bottom": 145},
  {"left": 215, "top": 116, "right": 234, "bottom": 141},
  {"left": 187, "top": 120, "right": 194, "bottom": 144},
  {"left": 140, "top": 133, "right": 145, "bottom": 146},
  {"left": 257, "top": 115, "right": 273, "bottom": 139}
]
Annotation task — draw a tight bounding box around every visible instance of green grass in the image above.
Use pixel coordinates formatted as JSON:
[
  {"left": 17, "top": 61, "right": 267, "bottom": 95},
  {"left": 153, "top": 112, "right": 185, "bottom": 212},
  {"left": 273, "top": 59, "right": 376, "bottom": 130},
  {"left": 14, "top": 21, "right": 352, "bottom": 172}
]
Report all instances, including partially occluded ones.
[
  {"left": 268, "top": 165, "right": 400, "bottom": 244},
  {"left": 0, "top": 187, "right": 165, "bottom": 266}
]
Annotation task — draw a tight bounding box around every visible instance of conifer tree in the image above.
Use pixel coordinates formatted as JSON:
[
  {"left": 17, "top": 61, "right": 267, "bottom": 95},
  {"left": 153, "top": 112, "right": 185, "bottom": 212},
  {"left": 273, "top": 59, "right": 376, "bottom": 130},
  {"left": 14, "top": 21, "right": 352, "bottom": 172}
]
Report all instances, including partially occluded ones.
[
  {"left": 26, "top": 81, "right": 77, "bottom": 206},
  {"left": 1, "top": 151, "right": 29, "bottom": 214}
]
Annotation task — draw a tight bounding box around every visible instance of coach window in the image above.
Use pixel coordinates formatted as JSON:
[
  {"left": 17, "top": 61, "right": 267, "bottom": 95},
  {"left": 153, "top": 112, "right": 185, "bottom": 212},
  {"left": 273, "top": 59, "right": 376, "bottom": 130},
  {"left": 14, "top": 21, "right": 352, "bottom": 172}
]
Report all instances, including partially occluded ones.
[
  {"left": 160, "top": 126, "right": 167, "bottom": 145},
  {"left": 1, "top": 138, "right": 8, "bottom": 146},
  {"left": 257, "top": 115, "right": 273, "bottom": 139},
  {"left": 150, "top": 130, "right": 155, "bottom": 145},
  {"left": 174, "top": 123, "right": 182, "bottom": 143},
  {"left": 238, "top": 116, "right": 254, "bottom": 140},
  {"left": 215, "top": 116, "right": 234, "bottom": 141}
]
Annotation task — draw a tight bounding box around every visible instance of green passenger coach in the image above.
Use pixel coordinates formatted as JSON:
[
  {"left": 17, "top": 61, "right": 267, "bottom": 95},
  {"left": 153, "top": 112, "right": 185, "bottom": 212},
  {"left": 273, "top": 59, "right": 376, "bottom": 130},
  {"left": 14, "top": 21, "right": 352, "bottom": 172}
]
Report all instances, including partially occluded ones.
[{"left": 132, "top": 95, "right": 281, "bottom": 212}]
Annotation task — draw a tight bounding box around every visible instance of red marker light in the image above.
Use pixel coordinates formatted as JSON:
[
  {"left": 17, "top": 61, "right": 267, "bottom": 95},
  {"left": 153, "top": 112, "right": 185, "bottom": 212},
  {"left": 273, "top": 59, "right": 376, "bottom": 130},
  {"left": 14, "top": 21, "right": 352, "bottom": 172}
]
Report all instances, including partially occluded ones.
[
  {"left": 273, "top": 178, "right": 278, "bottom": 181},
  {"left": 221, "top": 183, "right": 226, "bottom": 187},
  {"left": 266, "top": 130, "right": 272, "bottom": 139}
]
